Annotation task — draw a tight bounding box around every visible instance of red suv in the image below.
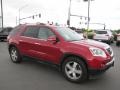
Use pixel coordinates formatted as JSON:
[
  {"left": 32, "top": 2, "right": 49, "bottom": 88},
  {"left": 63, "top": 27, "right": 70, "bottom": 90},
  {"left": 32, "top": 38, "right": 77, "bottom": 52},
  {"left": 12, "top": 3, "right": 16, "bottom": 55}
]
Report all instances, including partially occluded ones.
[{"left": 7, "top": 23, "right": 114, "bottom": 83}]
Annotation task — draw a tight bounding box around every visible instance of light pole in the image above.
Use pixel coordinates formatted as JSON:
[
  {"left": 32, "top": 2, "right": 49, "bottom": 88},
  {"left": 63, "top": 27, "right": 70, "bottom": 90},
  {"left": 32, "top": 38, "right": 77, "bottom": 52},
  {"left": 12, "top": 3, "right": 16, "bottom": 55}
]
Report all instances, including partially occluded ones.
[
  {"left": 1, "top": 0, "right": 3, "bottom": 30},
  {"left": 87, "top": 0, "right": 90, "bottom": 30},
  {"left": 67, "top": 0, "right": 82, "bottom": 27},
  {"left": 84, "top": 0, "right": 94, "bottom": 30},
  {"left": 67, "top": 0, "right": 93, "bottom": 28},
  {"left": 67, "top": 0, "right": 72, "bottom": 27},
  {"left": 18, "top": 4, "right": 28, "bottom": 25}
]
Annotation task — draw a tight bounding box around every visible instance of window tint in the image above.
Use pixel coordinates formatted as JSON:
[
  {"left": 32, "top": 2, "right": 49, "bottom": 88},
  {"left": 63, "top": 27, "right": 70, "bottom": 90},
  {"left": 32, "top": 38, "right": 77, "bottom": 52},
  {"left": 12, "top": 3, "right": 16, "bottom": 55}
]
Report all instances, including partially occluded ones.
[
  {"left": 57, "top": 27, "right": 84, "bottom": 41},
  {"left": 22, "top": 26, "right": 39, "bottom": 38},
  {"left": 38, "top": 27, "right": 55, "bottom": 40},
  {"left": 75, "top": 30, "right": 83, "bottom": 33},
  {"left": 94, "top": 30, "right": 107, "bottom": 34}
]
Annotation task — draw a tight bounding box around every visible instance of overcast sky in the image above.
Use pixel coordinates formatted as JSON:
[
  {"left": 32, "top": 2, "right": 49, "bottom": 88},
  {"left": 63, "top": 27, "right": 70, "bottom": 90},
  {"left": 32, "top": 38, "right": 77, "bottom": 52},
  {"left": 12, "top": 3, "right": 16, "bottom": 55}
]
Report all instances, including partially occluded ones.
[{"left": 1, "top": 0, "right": 120, "bottom": 29}]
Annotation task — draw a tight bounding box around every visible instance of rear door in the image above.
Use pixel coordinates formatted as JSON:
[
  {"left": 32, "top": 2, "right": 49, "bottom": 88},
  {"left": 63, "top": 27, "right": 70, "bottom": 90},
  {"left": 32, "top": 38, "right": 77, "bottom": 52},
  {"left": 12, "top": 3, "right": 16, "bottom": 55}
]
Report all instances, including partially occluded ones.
[{"left": 19, "top": 26, "right": 39, "bottom": 57}]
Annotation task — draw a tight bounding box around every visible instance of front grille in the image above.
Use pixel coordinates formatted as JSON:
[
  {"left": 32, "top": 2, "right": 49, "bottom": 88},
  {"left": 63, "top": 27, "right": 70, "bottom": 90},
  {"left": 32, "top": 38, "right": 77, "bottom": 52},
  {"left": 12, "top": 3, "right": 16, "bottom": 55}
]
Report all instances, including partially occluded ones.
[{"left": 106, "top": 48, "right": 112, "bottom": 55}]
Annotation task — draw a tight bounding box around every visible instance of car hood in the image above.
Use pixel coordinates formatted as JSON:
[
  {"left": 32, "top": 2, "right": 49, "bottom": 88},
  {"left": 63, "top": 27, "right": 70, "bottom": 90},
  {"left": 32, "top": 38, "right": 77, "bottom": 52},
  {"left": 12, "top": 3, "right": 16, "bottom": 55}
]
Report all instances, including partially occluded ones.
[{"left": 70, "top": 39, "right": 109, "bottom": 49}]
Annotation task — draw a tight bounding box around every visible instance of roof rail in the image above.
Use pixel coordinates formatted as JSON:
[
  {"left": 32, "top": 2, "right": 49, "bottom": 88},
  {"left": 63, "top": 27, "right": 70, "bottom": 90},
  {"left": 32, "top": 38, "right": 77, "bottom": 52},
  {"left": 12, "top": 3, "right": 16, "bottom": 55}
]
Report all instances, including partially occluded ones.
[{"left": 19, "top": 22, "right": 46, "bottom": 26}]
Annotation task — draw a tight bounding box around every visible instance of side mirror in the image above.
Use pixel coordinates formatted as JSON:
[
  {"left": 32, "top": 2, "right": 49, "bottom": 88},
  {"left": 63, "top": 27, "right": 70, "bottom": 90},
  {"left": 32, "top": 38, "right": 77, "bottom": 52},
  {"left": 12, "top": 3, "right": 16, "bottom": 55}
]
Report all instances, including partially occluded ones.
[{"left": 47, "top": 36, "right": 57, "bottom": 44}]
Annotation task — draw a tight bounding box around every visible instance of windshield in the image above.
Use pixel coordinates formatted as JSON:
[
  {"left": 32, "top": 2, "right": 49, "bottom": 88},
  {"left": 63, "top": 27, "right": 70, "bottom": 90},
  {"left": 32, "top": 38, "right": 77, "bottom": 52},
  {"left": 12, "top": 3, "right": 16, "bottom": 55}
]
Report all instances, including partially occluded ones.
[{"left": 57, "top": 27, "right": 84, "bottom": 41}]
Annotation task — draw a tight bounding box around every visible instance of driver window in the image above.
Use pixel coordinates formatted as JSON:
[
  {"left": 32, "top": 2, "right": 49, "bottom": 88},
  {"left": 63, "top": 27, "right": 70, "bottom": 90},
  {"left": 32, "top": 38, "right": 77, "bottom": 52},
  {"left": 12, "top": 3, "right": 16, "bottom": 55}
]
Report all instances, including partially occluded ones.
[{"left": 38, "top": 27, "right": 55, "bottom": 40}]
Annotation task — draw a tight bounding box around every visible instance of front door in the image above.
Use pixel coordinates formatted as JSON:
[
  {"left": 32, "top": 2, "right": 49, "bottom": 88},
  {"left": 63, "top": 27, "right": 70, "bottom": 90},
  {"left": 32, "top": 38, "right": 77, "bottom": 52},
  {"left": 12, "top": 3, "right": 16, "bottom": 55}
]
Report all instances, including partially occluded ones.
[{"left": 34, "top": 27, "right": 62, "bottom": 64}]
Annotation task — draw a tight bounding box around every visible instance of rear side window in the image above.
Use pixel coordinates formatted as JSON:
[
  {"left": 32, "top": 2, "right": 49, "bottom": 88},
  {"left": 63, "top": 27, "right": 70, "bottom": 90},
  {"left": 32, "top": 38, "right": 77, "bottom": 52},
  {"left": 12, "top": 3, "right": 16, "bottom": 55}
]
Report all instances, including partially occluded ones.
[
  {"left": 38, "top": 27, "right": 55, "bottom": 40},
  {"left": 22, "top": 26, "right": 39, "bottom": 38},
  {"left": 9, "top": 26, "right": 19, "bottom": 36}
]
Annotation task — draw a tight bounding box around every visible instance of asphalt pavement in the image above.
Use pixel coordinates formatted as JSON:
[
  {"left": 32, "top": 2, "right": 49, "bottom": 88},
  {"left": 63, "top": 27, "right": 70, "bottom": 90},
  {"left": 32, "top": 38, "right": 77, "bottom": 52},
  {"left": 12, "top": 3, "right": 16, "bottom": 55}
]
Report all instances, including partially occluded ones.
[{"left": 0, "top": 42, "right": 120, "bottom": 90}]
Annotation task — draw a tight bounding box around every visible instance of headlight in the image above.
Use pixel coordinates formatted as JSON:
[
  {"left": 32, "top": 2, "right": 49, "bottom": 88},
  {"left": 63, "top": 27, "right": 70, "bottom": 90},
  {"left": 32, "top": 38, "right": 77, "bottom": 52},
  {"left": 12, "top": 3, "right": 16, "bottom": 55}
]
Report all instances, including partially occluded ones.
[{"left": 89, "top": 48, "right": 107, "bottom": 58}]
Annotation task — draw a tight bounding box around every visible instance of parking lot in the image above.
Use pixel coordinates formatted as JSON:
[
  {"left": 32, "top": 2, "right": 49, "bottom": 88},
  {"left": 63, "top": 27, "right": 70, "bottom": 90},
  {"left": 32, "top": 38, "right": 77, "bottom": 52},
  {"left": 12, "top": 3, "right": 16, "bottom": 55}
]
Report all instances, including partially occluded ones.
[{"left": 0, "top": 42, "right": 120, "bottom": 90}]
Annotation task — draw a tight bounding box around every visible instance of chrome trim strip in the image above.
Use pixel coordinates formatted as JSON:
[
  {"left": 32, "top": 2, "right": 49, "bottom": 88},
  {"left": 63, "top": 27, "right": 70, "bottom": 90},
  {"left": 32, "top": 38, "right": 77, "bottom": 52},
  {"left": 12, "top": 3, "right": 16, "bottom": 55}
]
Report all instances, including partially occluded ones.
[{"left": 106, "top": 58, "right": 114, "bottom": 66}]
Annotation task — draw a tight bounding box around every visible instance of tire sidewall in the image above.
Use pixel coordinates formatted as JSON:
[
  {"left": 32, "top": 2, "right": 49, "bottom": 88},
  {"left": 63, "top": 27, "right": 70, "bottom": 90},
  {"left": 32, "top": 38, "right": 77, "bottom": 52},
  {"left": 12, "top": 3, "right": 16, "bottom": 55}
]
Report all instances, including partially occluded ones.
[{"left": 116, "top": 41, "right": 120, "bottom": 46}]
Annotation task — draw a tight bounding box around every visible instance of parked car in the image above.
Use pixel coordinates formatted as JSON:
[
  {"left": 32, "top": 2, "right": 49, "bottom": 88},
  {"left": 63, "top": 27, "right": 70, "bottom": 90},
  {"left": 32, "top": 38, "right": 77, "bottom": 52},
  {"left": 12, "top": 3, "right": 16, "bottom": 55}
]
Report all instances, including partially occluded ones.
[
  {"left": 0, "top": 27, "right": 13, "bottom": 41},
  {"left": 93, "top": 29, "right": 114, "bottom": 44},
  {"left": 7, "top": 23, "right": 114, "bottom": 83},
  {"left": 116, "top": 33, "right": 120, "bottom": 46}
]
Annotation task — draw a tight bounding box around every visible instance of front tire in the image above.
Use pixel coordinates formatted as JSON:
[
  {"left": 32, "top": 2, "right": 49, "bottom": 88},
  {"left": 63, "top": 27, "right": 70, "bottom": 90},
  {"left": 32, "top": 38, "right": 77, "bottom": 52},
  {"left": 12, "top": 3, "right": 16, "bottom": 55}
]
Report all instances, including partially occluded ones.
[
  {"left": 0, "top": 39, "right": 4, "bottom": 42},
  {"left": 62, "top": 56, "right": 88, "bottom": 83},
  {"left": 9, "top": 46, "right": 22, "bottom": 63},
  {"left": 107, "top": 40, "right": 111, "bottom": 45},
  {"left": 116, "top": 41, "right": 120, "bottom": 46}
]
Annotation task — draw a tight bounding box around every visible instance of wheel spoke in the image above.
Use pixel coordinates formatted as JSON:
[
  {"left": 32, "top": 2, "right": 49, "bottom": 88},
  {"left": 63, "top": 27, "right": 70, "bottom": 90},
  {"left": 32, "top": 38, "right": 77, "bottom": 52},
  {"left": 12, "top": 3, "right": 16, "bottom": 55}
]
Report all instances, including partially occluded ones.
[
  {"left": 72, "top": 72, "right": 77, "bottom": 79},
  {"left": 66, "top": 63, "right": 73, "bottom": 70},
  {"left": 14, "top": 55, "right": 17, "bottom": 59},
  {"left": 65, "top": 61, "right": 83, "bottom": 80},
  {"left": 68, "top": 70, "right": 73, "bottom": 74},
  {"left": 73, "top": 62, "right": 78, "bottom": 68},
  {"left": 74, "top": 69, "right": 82, "bottom": 74},
  {"left": 11, "top": 49, "right": 17, "bottom": 61}
]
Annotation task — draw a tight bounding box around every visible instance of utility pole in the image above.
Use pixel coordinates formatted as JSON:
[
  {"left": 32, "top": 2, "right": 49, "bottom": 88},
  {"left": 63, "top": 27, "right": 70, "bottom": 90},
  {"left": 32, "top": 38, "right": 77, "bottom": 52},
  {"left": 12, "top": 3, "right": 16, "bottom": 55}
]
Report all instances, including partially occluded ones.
[
  {"left": 104, "top": 24, "right": 106, "bottom": 30},
  {"left": 67, "top": 0, "right": 72, "bottom": 27},
  {"left": 83, "top": 0, "right": 94, "bottom": 29},
  {"left": 1, "top": 0, "right": 3, "bottom": 30},
  {"left": 18, "top": 9, "right": 20, "bottom": 25},
  {"left": 16, "top": 16, "right": 17, "bottom": 26},
  {"left": 87, "top": 0, "right": 90, "bottom": 30},
  {"left": 18, "top": 5, "right": 28, "bottom": 25}
]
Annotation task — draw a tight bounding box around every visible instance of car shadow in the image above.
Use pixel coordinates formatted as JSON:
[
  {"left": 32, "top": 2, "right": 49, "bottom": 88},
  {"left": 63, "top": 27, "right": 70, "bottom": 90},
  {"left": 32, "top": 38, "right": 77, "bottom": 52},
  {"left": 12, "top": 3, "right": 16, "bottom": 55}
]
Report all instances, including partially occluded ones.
[{"left": 20, "top": 57, "right": 110, "bottom": 84}]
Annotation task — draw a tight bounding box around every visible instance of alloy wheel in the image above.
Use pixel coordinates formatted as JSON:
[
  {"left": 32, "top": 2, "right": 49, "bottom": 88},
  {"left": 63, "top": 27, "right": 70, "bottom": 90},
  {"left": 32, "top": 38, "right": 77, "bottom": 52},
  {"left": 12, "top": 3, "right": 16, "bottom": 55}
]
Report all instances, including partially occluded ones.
[
  {"left": 10, "top": 48, "right": 18, "bottom": 62},
  {"left": 65, "top": 61, "right": 82, "bottom": 80}
]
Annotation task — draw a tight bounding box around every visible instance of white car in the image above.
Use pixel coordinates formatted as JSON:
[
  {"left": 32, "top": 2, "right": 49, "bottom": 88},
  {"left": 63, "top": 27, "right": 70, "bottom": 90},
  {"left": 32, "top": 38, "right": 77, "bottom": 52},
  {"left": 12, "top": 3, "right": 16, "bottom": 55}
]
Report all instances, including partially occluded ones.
[{"left": 93, "top": 29, "right": 114, "bottom": 44}]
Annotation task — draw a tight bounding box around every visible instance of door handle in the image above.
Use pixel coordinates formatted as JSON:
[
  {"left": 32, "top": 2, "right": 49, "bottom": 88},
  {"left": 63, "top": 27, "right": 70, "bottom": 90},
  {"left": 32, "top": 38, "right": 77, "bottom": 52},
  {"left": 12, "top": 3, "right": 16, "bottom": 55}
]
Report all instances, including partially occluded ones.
[
  {"left": 34, "top": 43, "right": 41, "bottom": 45},
  {"left": 19, "top": 40, "right": 23, "bottom": 42}
]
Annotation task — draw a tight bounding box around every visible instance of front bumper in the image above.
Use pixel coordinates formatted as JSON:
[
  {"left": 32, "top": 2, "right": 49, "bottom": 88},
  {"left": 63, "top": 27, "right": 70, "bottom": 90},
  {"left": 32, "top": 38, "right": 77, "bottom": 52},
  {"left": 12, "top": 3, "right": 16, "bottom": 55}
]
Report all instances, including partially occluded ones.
[{"left": 88, "top": 57, "right": 114, "bottom": 75}]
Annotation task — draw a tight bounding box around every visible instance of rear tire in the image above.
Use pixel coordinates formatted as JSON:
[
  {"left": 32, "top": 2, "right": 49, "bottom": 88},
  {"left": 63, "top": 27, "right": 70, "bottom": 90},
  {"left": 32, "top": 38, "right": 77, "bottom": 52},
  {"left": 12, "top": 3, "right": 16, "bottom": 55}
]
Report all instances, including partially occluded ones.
[
  {"left": 62, "top": 56, "right": 88, "bottom": 83},
  {"left": 0, "top": 39, "right": 4, "bottom": 42},
  {"left": 116, "top": 41, "right": 120, "bottom": 46},
  {"left": 9, "top": 46, "right": 22, "bottom": 63},
  {"left": 107, "top": 40, "right": 111, "bottom": 45}
]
